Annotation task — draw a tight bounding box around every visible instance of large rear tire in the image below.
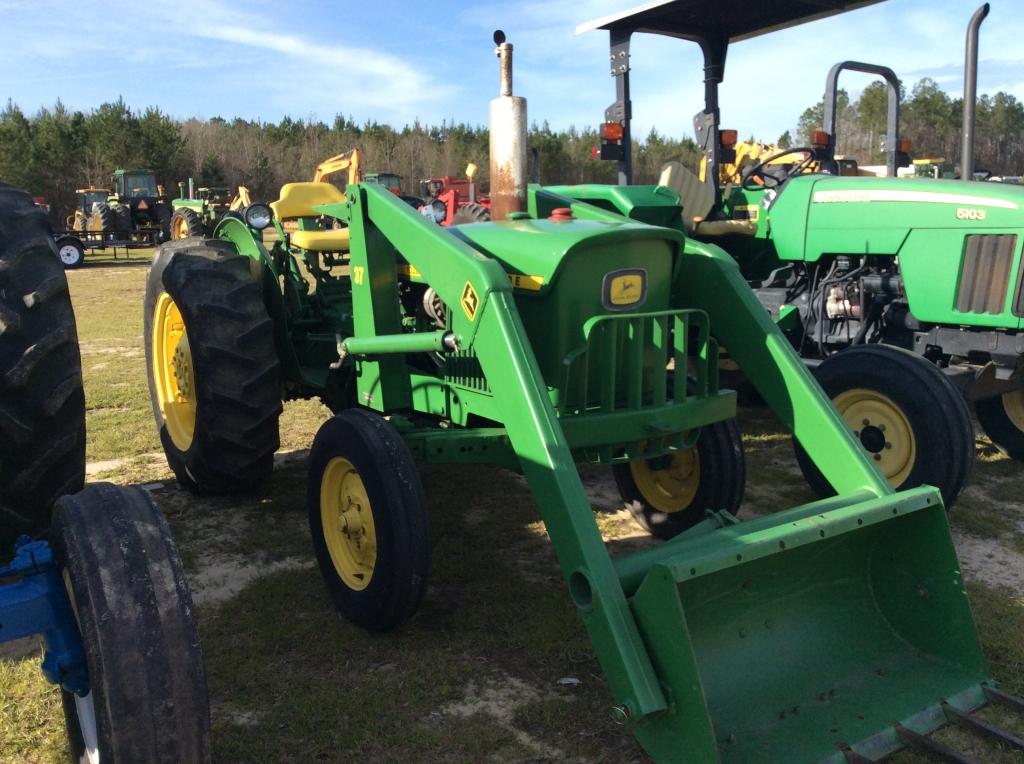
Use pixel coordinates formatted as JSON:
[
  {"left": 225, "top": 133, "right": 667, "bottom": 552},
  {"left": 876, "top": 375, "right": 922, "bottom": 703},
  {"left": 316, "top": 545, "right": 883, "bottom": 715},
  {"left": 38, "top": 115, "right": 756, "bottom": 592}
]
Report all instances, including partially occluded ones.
[
  {"left": 170, "top": 208, "right": 205, "bottom": 240},
  {"left": 88, "top": 203, "right": 114, "bottom": 234},
  {"left": 307, "top": 410, "right": 430, "bottom": 632},
  {"left": 451, "top": 202, "right": 491, "bottom": 225},
  {"left": 112, "top": 205, "right": 131, "bottom": 234},
  {"left": 613, "top": 418, "right": 746, "bottom": 539},
  {"left": 54, "top": 483, "right": 210, "bottom": 764},
  {"left": 795, "top": 344, "right": 973, "bottom": 507},
  {"left": 0, "top": 184, "right": 85, "bottom": 543},
  {"left": 975, "top": 390, "right": 1024, "bottom": 460},
  {"left": 144, "top": 239, "right": 281, "bottom": 494}
]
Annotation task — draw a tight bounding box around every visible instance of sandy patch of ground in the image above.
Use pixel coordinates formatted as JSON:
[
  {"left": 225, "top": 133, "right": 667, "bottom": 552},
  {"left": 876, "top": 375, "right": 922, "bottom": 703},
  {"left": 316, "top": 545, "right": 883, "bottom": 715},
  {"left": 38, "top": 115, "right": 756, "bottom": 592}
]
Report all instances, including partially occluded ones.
[
  {"left": 952, "top": 531, "right": 1024, "bottom": 597},
  {"left": 441, "top": 673, "right": 573, "bottom": 760},
  {"left": 188, "top": 555, "right": 315, "bottom": 607}
]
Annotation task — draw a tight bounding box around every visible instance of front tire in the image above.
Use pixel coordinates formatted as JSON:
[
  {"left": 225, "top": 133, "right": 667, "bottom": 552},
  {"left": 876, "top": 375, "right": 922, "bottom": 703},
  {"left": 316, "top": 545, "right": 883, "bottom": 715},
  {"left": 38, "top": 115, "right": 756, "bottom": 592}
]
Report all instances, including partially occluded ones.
[
  {"left": 308, "top": 410, "right": 430, "bottom": 632},
  {"left": 144, "top": 239, "right": 281, "bottom": 494},
  {"left": 53, "top": 483, "right": 210, "bottom": 764},
  {"left": 975, "top": 389, "right": 1024, "bottom": 460},
  {"left": 613, "top": 418, "right": 746, "bottom": 539},
  {"left": 0, "top": 184, "right": 85, "bottom": 542},
  {"left": 795, "top": 344, "right": 973, "bottom": 507}
]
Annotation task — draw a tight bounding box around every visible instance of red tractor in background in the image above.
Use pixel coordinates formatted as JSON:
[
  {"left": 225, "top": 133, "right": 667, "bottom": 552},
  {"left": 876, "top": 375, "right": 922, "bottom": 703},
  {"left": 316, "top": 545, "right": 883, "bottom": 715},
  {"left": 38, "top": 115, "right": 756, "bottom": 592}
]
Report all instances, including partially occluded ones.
[{"left": 417, "top": 163, "right": 491, "bottom": 225}]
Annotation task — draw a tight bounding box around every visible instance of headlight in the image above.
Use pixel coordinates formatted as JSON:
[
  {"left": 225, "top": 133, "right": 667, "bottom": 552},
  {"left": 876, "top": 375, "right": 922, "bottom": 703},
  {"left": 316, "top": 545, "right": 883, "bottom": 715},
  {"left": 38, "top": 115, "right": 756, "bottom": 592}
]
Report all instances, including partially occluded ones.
[
  {"left": 430, "top": 199, "right": 446, "bottom": 223},
  {"left": 244, "top": 203, "right": 273, "bottom": 230}
]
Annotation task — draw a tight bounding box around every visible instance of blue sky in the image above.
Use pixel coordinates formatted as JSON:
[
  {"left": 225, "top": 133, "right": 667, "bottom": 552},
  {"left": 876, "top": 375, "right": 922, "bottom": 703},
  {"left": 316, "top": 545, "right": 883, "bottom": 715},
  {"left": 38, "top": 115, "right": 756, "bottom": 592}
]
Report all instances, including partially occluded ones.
[{"left": 2, "top": 0, "right": 1022, "bottom": 143}]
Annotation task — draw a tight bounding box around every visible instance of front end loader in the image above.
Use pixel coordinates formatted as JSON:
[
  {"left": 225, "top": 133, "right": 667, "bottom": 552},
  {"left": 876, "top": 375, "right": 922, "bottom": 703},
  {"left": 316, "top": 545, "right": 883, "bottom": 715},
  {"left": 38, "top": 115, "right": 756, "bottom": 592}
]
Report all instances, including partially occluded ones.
[{"left": 141, "top": 28, "right": 1022, "bottom": 764}]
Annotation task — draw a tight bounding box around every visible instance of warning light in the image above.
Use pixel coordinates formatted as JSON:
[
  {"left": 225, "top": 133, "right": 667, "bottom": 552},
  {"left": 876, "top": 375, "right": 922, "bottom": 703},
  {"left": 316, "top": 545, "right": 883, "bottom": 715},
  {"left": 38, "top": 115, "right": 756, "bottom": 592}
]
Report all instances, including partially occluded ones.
[{"left": 601, "top": 122, "right": 624, "bottom": 141}]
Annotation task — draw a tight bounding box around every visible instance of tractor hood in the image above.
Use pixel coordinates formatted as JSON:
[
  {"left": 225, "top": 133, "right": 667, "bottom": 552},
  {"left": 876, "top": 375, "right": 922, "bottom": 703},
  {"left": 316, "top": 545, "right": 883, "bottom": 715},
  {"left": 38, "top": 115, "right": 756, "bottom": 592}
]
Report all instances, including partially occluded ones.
[
  {"left": 449, "top": 216, "right": 682, "bottom": 296},
  {"left": 768, "top": 174, "right": 1024, "bottom": 328},
  {"left": 767, "top": 174, "right": 1024, "bottom": 262}
]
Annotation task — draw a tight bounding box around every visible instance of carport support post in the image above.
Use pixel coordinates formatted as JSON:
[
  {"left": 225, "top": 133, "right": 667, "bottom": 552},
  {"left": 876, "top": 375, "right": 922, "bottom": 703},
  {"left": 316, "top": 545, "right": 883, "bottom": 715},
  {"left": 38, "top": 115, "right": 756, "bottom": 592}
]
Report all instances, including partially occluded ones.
[
  {"left": 693, "top": 37, "right": 728, "bottom": 207},
  {"left": 608, "top": 30, "right": 633, "bottom": 185}
]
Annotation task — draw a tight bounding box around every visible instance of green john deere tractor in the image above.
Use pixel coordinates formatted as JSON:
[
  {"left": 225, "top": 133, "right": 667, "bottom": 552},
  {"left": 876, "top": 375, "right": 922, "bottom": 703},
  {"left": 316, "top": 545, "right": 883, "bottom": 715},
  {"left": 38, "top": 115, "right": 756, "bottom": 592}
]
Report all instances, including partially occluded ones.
[
  {"left": 169, "top": 179, "right": 251, "bottom": 240},
  {"left": 142, "top": 28, "right": 1023, "bottom": 761},
  {"left": 574, "top": 0, "right": 1024, "bottom": 506}
]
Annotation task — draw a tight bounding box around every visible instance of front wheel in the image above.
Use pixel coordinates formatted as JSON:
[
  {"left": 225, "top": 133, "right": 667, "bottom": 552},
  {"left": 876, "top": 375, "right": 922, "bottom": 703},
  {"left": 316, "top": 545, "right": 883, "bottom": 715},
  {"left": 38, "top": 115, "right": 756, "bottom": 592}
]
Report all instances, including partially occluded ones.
[
  {"left": 55, "top": 236, "right": 85, "bottom": 269},
  {"left": 975, "top": 389, "right": 1024, "bottom": 460},
  {"left": 613, "top": 418, "right": 746, "bottom": 539},
  {"left": 53, "top": 483, "right": 210, "bottom": 763},
  {"left": 795, "top": 344, "right": 973, "bottom": 507},
  {"left": 307, "top": 410, "right": 430, "bottom": 632}
]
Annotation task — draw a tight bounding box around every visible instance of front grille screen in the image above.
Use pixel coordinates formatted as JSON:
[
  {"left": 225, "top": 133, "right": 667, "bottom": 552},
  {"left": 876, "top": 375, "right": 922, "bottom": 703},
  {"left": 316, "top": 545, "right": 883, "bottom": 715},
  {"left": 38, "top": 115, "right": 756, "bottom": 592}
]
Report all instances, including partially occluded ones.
[{"left": 955, "top": 234, "right": 1017, "bottom": 314}]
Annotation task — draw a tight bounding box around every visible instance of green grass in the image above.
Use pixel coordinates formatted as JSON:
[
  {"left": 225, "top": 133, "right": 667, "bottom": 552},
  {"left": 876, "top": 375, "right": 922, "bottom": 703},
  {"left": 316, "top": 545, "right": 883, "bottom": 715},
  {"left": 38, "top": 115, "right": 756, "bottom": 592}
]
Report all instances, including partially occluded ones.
[{"left": 3, "top": 255, "right": 1024, "bottom": 762}]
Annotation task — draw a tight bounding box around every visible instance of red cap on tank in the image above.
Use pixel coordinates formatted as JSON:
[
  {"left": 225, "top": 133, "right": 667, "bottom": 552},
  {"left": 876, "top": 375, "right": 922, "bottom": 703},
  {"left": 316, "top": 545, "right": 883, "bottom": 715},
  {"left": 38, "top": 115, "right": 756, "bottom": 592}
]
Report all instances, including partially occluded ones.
[{"left": 549, "top": 207, "right": 574, "bottom": 222}]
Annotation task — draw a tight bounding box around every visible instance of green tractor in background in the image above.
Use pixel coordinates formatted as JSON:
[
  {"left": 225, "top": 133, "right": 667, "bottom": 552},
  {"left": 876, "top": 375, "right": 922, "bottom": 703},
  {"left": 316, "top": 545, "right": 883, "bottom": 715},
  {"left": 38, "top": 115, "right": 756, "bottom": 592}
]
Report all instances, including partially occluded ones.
[
  {"left": 169, "top": 179, "right": 252, "bottom": 240},
  {"left": 89, "top": 168, "right": 172, "bottom": 243},
  {"left": 578, "top": 0, "right": 1024, "bottom": 506},
  {"left": 142, "top": 27, "right": 1024, "bottom": 762}
]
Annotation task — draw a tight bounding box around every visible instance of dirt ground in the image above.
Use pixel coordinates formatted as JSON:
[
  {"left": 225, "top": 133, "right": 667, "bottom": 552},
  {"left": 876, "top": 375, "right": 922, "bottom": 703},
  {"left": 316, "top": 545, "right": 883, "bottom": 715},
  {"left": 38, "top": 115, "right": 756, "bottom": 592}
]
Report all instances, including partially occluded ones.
[{"left": 1, "top": 252, "right": 1023, "bottom": 763}]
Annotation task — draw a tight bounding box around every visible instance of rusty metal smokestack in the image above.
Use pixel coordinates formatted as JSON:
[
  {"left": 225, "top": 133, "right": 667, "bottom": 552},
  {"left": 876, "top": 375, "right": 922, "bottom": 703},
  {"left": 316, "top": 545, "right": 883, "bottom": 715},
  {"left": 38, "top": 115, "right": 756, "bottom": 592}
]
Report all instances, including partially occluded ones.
[
  {"left": 489, "top": 30, "right": 527, "bottom": 220},
  {"left": 961, "top": 3, "right": 989, "bottom": 180}
]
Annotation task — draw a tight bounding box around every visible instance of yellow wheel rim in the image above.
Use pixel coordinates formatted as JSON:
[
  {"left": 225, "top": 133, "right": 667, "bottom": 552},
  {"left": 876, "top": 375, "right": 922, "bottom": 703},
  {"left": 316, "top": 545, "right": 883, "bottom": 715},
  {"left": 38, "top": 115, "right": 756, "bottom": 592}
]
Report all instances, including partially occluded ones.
[
  {"left": 1001, "top": 389, "right": 1024, "bottom": 431},
  {"left": 629, "top": 446, "right": 700, "bottom": 513},
  {"left": 320, "top": 457, "right": 377, "bottom": 591},
  {"left": 833, "top": 388, "right": 915, "bottom": 487},
  {"left": 173, "top": 216, "right": 189, "bottom": 240},
  {"left": 151, "top": 293, "right": 197, "bottom": 451}
]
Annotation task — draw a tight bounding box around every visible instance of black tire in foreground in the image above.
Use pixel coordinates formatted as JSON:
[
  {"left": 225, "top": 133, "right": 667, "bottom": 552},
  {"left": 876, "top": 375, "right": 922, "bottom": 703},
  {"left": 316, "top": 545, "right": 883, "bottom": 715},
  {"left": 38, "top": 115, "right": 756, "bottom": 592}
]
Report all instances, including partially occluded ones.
[
  {"left": 975, "top": 390, "right": 1024, "bottom": 461},
  {"left": 54, "top": 483, "right": 210, "bottom": 764},
  {"left": 54, "top": 235, "right": 85, "bottom": 269},
  {"left": 144, "top": 239, "right": 281, "bottom": 494},
  {"left": 795, "top": 343, "right": 973, "bottom": 508},
  {"left": 0, "top": 184, "right": 85, "bottom": 542},
  {"left": 613, "top": 418, "right": 746, "bottom": 539},
  {"left": 451, "top": 202, "right": 491, "bottom": 225},
  {"left": 170, "top": 208, "right": 206, "bottom": 240},
  {"left": 308, "top": 409, "right": 431, "bottom": 632}
]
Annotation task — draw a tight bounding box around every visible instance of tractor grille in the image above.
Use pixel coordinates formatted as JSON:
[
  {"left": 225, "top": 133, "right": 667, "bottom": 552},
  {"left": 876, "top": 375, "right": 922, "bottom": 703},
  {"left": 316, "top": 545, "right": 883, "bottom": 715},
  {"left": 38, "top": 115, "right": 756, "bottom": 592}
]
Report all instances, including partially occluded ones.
[
  {"left": 955, "top": 234, "right": 1017, "bottom": 314},
  {"left": 444, "top": 349, "right": 490, "bottom": 392}
]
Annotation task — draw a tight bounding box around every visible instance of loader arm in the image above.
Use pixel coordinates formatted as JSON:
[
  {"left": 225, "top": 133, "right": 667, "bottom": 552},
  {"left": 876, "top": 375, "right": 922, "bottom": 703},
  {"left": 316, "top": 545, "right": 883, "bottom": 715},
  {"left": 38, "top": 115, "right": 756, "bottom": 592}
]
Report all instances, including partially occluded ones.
[{"left": 313, "top": 149, "right": 363, "bottom": 186}]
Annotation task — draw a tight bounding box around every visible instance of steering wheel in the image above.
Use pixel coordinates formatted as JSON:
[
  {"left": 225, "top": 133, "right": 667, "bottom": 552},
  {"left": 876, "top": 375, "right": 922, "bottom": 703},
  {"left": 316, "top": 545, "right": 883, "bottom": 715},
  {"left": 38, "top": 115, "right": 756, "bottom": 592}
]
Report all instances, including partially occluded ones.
[{"left": 741, "top": 147, "right": 818, "bottom": 191}]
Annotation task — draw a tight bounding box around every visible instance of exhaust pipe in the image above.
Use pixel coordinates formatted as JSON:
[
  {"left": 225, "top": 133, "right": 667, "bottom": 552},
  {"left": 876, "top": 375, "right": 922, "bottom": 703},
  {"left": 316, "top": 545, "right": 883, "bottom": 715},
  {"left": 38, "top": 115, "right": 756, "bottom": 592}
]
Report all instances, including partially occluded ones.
[
  {"left": 489, "top": 30, "right": 527, "bottom": 220},
  {"left": 961, "top": 3, "right": 989, "bottom": 179}
]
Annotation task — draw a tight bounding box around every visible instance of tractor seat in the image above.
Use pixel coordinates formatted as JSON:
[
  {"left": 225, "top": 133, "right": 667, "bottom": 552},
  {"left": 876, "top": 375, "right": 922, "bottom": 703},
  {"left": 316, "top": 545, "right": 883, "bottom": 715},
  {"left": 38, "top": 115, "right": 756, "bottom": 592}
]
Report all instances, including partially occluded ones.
[
  {"left": 291, "top": 228, "right": 350, "bottom": 252},
  {"left": 658, "top": 161, "right": 756, "bottom": 237},
  {"left": 658, "top": 161, "right": 715, "bottom": 233},
  {"left": 271, "top": 182, "right": 350, "bottom": 251}
]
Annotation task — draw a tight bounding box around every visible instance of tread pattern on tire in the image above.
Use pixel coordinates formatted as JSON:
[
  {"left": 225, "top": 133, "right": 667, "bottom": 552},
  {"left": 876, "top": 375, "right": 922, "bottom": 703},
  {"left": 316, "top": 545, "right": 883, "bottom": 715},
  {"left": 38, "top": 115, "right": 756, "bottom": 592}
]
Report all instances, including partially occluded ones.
[
  {"left": 171, "top": 208, "right": 206, "bottom": 240},
  {"left": 0, "top": 183, "right": 85, "bottom": 539},
  {"left": 144, "top": 239, "right": 281, "bottom": 494},
  {"left": 451, "top": 202, "right": 491, "bottom": 225},
  {"left": 794, "top": 343, "right": 973, "bottom": 508},
  {"left": 54, "top": 483, "right": 210, "bottom": 764}
]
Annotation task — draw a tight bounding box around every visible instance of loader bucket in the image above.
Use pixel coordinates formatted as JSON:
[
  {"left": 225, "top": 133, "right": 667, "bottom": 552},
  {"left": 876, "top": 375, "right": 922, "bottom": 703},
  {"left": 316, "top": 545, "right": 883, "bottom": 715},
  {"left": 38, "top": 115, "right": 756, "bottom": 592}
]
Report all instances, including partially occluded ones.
[{"left": 615, "top": 486, "right": 989, "bottom": 763}]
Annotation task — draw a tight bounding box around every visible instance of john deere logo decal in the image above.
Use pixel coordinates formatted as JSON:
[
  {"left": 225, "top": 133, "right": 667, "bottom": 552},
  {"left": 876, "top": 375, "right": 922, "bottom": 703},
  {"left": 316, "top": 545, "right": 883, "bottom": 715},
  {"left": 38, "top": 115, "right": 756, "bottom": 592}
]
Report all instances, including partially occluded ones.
[
  {"left": 603, "top": 268, "right": 647, "bottom": 311},
  {"left": 461, "top": 282, "right": 479, "bottom": 321}
]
